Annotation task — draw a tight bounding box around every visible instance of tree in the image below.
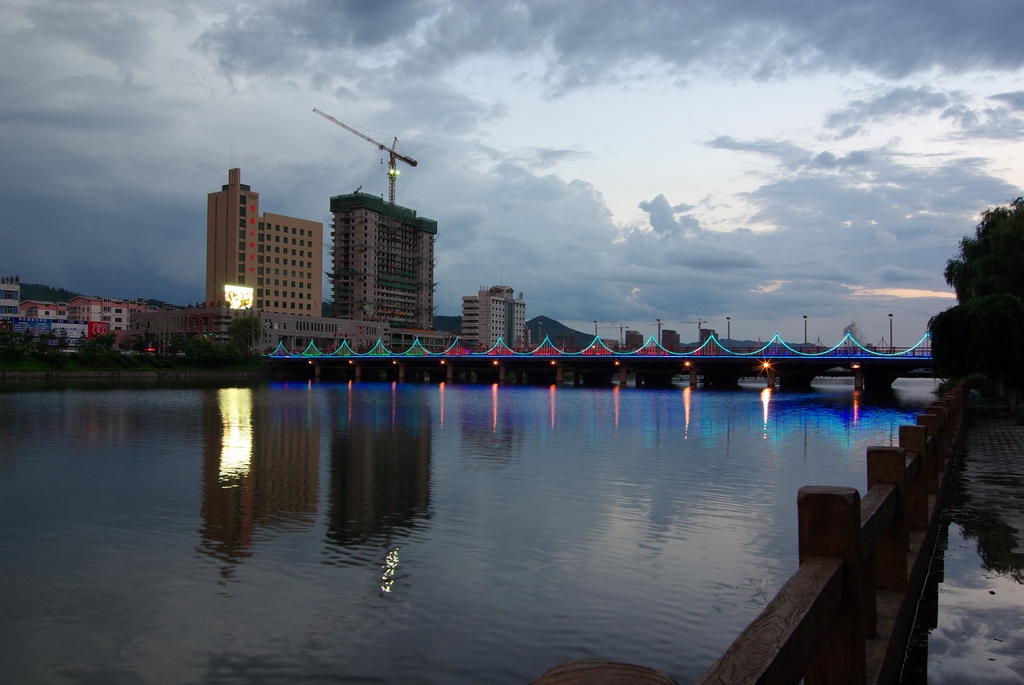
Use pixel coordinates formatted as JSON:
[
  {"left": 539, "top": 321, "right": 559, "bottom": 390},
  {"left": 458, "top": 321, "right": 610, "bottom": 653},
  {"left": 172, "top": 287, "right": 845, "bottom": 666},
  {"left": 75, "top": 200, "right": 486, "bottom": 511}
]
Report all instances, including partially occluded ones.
[
  {"left": 944, "top": 197, "right": 1024, "bottom": 302},
  {"left": 932, "top": 197, "right": 1024, "bottom": 405},
  {"left": 229, "top": 315, "right": 262, "bottom": 355}
]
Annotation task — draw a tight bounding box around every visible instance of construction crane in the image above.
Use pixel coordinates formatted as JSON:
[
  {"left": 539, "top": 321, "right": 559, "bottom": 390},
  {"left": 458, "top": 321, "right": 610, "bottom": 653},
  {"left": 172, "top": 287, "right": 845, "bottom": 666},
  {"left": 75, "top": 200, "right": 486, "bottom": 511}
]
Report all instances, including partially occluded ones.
[{"left": 313, "top": 107, "right": 418, "bottom": 205}]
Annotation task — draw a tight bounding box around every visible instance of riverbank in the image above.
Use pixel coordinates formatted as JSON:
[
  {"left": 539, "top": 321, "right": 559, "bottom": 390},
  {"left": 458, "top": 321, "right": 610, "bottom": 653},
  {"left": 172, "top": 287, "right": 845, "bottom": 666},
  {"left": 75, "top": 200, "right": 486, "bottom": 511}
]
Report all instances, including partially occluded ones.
[
  {"left": 0, "top": 354, "right": 273, "bottom": 382},
  {"left": 0, "top": 366, "right": 273, "bottom": 382},
  {"left": 902, "top": 409, "right": 1024, "bottom": 683}
]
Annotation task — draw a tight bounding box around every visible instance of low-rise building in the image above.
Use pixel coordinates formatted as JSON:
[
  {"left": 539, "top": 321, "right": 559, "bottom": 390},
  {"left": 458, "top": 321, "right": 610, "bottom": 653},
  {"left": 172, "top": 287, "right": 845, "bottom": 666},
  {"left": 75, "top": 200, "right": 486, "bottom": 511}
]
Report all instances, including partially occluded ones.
[
  {"left": 67, "top": 295, "right": 152, "bottom": 333},
  {"left": 129, "top": 308, "right": 454, "bottom": 355},
  {"left": 19, "top": 300, "right": 68, "bottom": 319}
]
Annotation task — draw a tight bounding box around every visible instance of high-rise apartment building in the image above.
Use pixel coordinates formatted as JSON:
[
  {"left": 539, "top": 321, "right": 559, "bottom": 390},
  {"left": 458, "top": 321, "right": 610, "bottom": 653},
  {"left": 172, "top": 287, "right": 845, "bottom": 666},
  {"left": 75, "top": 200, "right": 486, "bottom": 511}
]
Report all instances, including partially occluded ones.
[
  {"left": 207, "top": 169, "right": 323, "bottom": 315},
  {"left": 330, "top": 192, "right": 437, "bottom": 331},
  {"left": 461, "top": 285, "right": 527, "bottom": 348}
]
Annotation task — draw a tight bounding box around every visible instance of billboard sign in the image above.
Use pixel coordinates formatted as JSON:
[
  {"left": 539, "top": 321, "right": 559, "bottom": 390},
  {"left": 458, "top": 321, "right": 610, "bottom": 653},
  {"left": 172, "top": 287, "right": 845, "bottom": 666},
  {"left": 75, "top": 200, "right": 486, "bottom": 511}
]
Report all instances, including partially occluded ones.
[
  {"left": 88, "top": 321, "right": 110, "bottom": 338},
  {"left": 224, "top": 285, "right": 254, "bottom": 310}
]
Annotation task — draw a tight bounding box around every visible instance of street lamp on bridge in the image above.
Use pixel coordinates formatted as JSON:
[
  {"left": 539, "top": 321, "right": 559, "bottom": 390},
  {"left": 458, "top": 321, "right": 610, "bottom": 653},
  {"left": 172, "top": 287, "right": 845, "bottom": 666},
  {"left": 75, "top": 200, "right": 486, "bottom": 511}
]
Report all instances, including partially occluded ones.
[
  {"left": 889, "top": 313, "right": 894, "bottom": 353},
  {"left": 726, "top": 316, "right": 731, "bottom": 346},
  {"left": 803, "top": 315, "right": 808, "bottom": 346}
]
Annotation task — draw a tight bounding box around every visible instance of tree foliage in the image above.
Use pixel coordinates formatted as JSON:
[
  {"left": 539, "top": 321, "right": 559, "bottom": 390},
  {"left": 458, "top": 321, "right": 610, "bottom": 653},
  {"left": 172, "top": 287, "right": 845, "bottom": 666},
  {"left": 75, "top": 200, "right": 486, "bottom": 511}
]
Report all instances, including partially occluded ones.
[
  {"left": 932, "top": 197, "right": 1024, "bottom": 386},
  {"left": 944, "top": 197, "right": 1024, "bottom": 302},
  {"left": 228, "top": 315, "right": 262, "bottom": 355},
  {"left": 930, "top": 293, "right": 1024, "bottom": 380}
]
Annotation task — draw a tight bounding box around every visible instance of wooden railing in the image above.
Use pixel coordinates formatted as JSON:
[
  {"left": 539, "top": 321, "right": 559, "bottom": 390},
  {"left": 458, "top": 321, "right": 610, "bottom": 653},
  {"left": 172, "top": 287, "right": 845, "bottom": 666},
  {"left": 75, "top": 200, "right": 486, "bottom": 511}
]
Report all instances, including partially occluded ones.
[
  {"left": 696, "top": 381, "right": 966, "bottom": 685},
  {"left": 533, "top": 381, "right": 967, "bottom": 685}
]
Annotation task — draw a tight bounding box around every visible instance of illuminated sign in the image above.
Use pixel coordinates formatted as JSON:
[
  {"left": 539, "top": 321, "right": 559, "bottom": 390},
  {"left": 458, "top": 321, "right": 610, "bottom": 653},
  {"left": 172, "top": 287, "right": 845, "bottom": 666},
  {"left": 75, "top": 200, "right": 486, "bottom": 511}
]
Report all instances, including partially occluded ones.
[
  {"left": 88, "top": 321, "right": 110, "bottom": 338},
  {"left": 224, "top": 285, "right": 254, "bottom": 310}
]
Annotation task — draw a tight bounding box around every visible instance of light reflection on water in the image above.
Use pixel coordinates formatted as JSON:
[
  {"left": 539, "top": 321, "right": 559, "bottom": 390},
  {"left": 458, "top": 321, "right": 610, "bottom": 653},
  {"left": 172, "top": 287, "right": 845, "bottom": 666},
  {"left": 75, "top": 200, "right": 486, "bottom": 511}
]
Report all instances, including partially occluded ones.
[{"left": 0, "top": 378, "right": 940, "bottom": 684}]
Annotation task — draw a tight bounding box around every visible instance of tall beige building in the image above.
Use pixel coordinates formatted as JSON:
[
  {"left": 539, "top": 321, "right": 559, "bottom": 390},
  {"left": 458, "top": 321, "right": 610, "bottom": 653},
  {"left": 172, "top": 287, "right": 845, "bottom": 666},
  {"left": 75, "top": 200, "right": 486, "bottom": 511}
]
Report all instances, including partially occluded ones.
[
  {"left": 207, "top": 168, "right": 323, "bottom": 315},
  {"left": 330, "top": 192, "right": 437, "bottom": 331}
]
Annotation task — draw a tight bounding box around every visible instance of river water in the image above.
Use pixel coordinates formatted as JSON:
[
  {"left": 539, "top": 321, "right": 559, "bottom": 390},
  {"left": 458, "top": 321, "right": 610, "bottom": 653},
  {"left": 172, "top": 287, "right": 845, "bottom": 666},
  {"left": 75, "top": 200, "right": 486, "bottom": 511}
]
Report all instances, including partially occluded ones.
[{"left": 0, "top": 378, "right": 940, "bottom": 684}]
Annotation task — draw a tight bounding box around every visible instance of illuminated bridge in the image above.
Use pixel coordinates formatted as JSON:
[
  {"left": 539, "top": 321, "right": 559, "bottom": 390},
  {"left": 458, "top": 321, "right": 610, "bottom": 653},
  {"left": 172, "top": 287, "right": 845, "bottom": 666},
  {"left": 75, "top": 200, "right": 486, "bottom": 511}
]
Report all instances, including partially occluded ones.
[{"left": 266, "top": 332, "right": 932, "bottom": 390}]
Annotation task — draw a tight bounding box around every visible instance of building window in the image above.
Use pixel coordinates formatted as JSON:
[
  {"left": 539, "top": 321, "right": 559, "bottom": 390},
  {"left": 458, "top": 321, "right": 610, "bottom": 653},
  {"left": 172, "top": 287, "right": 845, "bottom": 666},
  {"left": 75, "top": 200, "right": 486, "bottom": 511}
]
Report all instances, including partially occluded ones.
[{"left": 239, "top": 219, "right": 245, "bottom": 228}]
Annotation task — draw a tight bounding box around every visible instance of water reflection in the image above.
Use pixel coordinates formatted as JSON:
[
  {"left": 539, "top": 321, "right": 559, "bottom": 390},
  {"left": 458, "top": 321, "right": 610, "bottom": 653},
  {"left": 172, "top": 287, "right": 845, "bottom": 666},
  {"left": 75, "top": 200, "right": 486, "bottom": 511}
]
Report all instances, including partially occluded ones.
[
  {"left": 761, "top": 387, "right": 771, "bottom": 439},
  {"left": 324, "top": 385, "right": 431, "bottom": 561},
  {"left": 198, "top": 387, "right": 321, "bottom": 576},
  {"left": 218, "top": 388, "right": 252, "bottom": 482}
]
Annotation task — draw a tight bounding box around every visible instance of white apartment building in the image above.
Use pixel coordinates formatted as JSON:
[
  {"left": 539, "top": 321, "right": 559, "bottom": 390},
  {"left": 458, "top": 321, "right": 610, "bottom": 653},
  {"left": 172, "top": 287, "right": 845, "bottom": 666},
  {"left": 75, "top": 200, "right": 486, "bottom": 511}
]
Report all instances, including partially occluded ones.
[
  {"left": 461, "top": 285, "right": 526, "bottom": 349},
  {"left": 0, "top": 277, "right": 20, "bottom": 323}
]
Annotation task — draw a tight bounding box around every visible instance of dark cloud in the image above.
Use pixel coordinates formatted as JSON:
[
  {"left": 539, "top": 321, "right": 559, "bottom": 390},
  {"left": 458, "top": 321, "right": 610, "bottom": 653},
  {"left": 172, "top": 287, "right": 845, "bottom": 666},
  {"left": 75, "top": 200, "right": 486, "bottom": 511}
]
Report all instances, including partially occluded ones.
[
  {"left": 989, "top": 91, "right": 1024, "bottom": 111},
  {"left": 636, "top": 194, "right": 700, "bottom": 238},
  {"left": 195, "top": 1, "right": 1024, "bottom": 93},
  {"left": 824, "top": 86, "right": 955, "bottom": 138},
  {"left": 945, "top": 93, "right": 1024, "bottom": 140},
  {"left": 23, "top": 1, "right": 152, "bottom": 68}
]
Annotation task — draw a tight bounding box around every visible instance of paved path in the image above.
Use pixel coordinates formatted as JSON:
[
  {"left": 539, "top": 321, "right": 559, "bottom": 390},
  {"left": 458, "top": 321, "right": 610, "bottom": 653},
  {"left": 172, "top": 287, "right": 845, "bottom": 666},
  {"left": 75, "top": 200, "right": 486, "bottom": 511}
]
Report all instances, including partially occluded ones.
[{"left": 909, "top": 415, "right": 1024, "bottom": 684}]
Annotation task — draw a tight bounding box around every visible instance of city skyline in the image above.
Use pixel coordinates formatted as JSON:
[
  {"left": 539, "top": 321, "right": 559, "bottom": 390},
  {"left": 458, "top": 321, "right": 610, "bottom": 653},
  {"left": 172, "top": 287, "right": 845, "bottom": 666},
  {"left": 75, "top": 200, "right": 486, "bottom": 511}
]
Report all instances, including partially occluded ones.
[{"left": 1, "top": 2, "right": 1022, "bottom": 344}]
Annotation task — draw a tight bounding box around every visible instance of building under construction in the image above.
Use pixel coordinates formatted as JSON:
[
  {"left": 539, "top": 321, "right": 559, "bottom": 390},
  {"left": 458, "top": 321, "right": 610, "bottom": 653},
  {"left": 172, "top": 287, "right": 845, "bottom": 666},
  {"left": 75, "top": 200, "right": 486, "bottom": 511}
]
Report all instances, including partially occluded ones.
[{"left": 330, "top": 192, "right": 437, "bottom": 331}]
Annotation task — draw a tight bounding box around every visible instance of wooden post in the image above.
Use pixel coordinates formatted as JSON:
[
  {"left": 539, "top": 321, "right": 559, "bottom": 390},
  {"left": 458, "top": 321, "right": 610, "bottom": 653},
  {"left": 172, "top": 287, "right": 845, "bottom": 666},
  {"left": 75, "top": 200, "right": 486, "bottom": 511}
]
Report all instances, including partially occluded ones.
[
  {"left": 866, "top": 447, "right": 909, "bottom": 594},
  {"left": 899, "top": 425, "right": 930, "bottom": 529},
  {"left": 798, "top": 486, "right": 866, "bottom": 685},
  {"left": 916, "top": 414, "right": 940, "bottom": 490}
]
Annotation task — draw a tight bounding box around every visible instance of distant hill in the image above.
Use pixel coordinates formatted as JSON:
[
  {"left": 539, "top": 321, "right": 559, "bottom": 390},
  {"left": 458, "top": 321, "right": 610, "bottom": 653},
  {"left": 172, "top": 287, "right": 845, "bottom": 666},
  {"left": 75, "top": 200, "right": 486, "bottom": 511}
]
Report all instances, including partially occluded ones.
[
  {"left": 18, "top": 283, "right": 81, "bottom": 303},
  {"left": 433, "top": 314, "right": 462, "bottom": 334},
  {"left": 527, "top": 316, "right": 592, "bottom": 348},
  {"left": 18, "top": 283, "right": 183, "bottom": 309}
]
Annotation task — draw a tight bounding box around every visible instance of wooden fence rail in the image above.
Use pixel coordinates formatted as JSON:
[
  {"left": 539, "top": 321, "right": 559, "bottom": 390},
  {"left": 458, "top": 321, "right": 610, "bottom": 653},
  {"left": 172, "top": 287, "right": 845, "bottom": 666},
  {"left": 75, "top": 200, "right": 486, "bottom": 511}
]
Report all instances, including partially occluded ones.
[{"left": 533, "top": 381, "right": 967, "bottom": 685}]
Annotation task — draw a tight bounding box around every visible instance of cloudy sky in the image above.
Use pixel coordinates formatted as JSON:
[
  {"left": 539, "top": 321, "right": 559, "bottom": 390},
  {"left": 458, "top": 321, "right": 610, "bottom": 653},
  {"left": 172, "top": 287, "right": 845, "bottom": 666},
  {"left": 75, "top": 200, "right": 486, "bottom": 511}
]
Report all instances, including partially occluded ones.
[{"left": 2, "top": 1, "right": 1022, "bottom": 345}]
